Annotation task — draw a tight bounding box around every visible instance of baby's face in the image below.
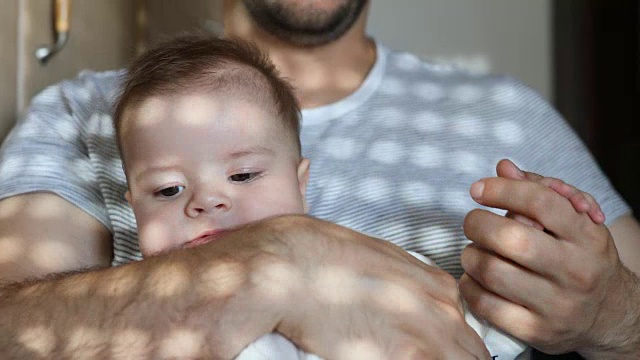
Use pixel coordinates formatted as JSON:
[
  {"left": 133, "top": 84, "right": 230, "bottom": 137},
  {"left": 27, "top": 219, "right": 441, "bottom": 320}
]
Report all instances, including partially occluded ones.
[{"left": 121, "top": 92, "right": 308, "bottom": 256}]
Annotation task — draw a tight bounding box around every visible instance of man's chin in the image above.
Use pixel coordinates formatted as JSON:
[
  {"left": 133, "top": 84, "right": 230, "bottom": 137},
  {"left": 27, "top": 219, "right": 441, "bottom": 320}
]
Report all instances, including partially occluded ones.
[{"left": 242, "top": 0, "right": 368, "bottom": 47}]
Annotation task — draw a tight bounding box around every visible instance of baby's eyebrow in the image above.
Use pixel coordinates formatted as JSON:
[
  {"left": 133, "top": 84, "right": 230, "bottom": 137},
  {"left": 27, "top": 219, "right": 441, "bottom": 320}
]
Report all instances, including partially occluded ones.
[
  {"left": 133, "top": 165, "right": 182, "bottom": 183},
  {"left": 224, "top": 146, "right": 275, "bottom": 160}
]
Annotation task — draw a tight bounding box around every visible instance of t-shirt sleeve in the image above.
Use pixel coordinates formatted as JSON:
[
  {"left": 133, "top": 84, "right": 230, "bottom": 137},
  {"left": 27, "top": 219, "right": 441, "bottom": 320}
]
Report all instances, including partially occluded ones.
[
  {"left": 0, "top": 73, "right": 112, "bottom": 230},
  {"left": 503, "top": 77, "right": 632, "bottom": 225}
]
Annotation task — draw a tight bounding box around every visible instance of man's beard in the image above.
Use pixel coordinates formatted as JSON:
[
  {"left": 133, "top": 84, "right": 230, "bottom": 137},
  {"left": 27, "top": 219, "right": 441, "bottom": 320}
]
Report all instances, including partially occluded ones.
[{"left": 242, "top": 0, "right": 368, "bottom": 47}]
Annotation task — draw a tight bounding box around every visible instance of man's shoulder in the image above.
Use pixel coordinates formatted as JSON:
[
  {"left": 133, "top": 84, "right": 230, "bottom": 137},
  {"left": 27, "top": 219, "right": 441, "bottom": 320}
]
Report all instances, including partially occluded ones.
[
  {"left": 61, "top": 69, "right": 126, "bottom": 97},
  {"left": 38, "top": 69, "right": 127, "bottom": 120},
  {"left": 378, "top": 46, "right": 548, "bottom": 114},
  {"left": 382, "top": 46, "right": 520, "bottom": 89}
]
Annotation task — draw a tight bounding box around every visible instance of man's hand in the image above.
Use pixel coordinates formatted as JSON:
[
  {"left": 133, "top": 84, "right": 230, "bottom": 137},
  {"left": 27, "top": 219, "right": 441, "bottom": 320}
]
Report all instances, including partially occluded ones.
[
  {"left": 460, "top": 159, "right": 640, "bottom": 358},
  {"left": 253, "top": 215, "right": 491, "bottom": 360}
]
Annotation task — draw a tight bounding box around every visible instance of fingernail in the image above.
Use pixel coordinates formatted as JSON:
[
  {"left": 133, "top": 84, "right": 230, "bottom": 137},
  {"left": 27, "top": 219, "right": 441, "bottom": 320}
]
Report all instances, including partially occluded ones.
[{"left": 470, "top": 181, "right": 485, "bottom": 199}]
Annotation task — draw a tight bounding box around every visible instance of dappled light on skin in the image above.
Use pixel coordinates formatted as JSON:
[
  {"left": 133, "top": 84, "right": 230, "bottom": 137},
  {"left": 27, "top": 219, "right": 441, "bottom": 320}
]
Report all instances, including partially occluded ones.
[
  {"left": 0, "top": 197, "right": 23, "bottom": 219},
  {"left": 15, "top": 282, "right": 45, "bottom": 301},
  {"left": 198, "top": 260, "right": 247, "bottom": 299},
  {"left": 138, "top": 217, "right": 178, "bottom": 255},
  {"left": 133, "top": 94, "right": 225, "bottom": 129},
  {"left": 0, "top": 237, "right": 22, "bottom": 267},
  {"left": 146, "top": 262, "right": 191, "bottom": 298},
  {"left": 56, "top": 276, "right": 94, "bottom": 298},
  {"left": 276, "top": 56, "right": 364, "bottom": 109},
  {"left": 336, "top": 339, "right": 385, "bottom": 360},
  {"left": 30, "top": 240, "right": 75, "bottom": 273},
  {"left": 66, "top": 327, "right": 103, "bottom": 358},
  {"left": 17, "top": 326, "right": 56, "bottom": 358},
  {"left": 372, "top": 280, "right": 422, "bottom": 314},
  {"left": 97, "top": 269, "right": 141, "bottom": 297},
  {"left": 251, "top": 260, "right": 303, "bottom": 301},
  {"left": 159, "top": 328, "right": 205, "bottom": 359},
  {"left": 312, "top": 265, "right": 361, "bottom": 304},
  {"left": 111, "top": 328, "right": 153, "bottom": 358}
]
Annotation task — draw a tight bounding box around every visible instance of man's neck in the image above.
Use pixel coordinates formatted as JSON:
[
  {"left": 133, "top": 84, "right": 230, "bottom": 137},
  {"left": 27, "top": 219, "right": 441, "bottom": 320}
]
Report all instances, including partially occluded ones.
[{"left": 223, "top": 3, "right": 376, "bottom": 109}]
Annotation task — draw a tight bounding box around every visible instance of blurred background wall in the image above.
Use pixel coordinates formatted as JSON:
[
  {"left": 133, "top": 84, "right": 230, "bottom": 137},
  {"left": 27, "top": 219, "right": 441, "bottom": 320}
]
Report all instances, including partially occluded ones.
[
  {"left": 369, "top": 0, "right": 552, "bottom": 100},
  {"left": 0, "top": 0, "right": 551, "bottom": 143},
  {"left": 0, "top": 0, "right": 636, "bottom": 214}
]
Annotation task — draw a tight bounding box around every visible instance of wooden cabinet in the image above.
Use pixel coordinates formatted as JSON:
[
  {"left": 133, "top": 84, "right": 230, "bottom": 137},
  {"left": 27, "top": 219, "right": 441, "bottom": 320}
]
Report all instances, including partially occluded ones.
[{"left": 0, "top": 0, "right": 222, "bottom": 143}]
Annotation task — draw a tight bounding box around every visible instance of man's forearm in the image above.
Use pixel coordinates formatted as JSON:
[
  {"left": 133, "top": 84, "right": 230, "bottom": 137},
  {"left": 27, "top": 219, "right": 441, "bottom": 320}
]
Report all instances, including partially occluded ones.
[
  {"left": 580, "top": 266, "right": 640, "bottom": 359},
  {"left": 0, "top": 231, "right": 282, "bottom": 359}
]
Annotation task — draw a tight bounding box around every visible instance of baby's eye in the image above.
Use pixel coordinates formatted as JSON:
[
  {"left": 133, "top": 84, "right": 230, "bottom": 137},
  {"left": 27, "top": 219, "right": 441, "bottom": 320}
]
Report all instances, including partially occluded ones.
[
  {"left": 229, "top": 172, "right": 262, "bottom": 183},
  {"left": 156, "top": 185, "right": 184, "bottom": 198}
]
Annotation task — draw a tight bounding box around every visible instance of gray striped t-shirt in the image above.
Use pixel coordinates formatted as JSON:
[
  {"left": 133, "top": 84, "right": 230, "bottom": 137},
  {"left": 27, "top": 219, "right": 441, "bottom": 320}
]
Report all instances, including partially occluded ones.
[{"left": 0, "top": 41, "right": 630, "bottom": 277}]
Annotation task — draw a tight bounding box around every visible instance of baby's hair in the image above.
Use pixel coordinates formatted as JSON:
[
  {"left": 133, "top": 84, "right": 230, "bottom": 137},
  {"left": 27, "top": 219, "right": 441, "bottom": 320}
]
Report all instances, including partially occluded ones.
[{"left": 113, "top": 33, "right": 301, "bottom": 158}]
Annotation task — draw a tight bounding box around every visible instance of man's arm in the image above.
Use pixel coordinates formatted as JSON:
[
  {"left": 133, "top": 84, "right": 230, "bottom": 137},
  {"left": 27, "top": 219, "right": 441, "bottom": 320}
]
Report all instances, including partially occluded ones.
[
  {"left": 461, "top": 160, "right": 640, "bottom": 359},
  {"left": 0, "top": 193, "right": 112, "bottom": 283},
  {"left": 1, "top": 205, "right": 490, "bottom": 359}
]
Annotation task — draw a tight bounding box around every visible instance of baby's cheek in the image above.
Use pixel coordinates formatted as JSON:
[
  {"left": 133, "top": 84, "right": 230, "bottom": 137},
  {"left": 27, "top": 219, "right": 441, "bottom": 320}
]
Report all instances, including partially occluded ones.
[
  {"left": 138, "top": 219, "right": 176, "bottom": 257},
  {"left": 243, "top": 193, "right": 305, "bottom": 222}
]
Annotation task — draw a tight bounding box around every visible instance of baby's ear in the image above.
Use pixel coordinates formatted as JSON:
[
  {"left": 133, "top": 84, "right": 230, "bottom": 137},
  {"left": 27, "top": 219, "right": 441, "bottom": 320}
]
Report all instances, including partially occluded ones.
[
  {"left": 297, "top": 158, "right": 310, "bottom": 212},
  {"left": 124, "top": 190, "right": 132, "bottom": 205}
]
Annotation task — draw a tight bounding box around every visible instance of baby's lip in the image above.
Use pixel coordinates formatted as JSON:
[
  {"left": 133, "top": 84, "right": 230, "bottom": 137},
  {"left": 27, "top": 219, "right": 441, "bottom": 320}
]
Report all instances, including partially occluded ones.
[{"left": 184, "top": 229, "right": 226, "bottom": 249}]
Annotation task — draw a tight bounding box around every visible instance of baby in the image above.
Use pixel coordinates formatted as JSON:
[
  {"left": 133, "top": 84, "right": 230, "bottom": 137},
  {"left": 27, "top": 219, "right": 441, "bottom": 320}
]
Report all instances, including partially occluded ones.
[{"left": 114, "top": 34, "right": 533, "bottom": 359}]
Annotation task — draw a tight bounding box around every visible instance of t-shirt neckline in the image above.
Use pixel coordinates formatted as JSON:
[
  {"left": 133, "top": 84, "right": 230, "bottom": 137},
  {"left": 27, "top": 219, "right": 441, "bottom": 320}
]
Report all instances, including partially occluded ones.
[{"left": 301, "top": 39, "right": 388, "bottom": 125}]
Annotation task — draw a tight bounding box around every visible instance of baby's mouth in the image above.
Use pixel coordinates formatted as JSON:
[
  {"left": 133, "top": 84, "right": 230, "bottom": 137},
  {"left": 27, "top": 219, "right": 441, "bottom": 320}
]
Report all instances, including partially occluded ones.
[{"left": 184, "top": 229, "right": 227, "bottom": 249}]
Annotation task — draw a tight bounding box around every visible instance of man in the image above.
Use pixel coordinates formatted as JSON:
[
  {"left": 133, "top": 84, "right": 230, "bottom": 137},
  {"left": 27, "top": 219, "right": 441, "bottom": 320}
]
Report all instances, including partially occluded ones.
[{"left": 0, "top": 1, "right": 638, "bottom": 358}]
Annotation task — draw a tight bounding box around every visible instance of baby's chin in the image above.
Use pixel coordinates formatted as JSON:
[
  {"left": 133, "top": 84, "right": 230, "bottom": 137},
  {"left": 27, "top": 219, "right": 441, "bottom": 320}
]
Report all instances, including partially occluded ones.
[
  {"left": 140, "top": 232, "right": 227, "bottom": 258},
  {"left": 139, "top": 240, "right": 180, "bottom": 258}
]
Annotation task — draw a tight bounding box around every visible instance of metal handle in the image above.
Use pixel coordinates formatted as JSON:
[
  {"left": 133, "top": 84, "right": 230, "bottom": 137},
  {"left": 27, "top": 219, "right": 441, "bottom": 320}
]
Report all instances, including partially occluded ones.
[{"left": 35, "top": 0, "right": 72, "bottom": 65}]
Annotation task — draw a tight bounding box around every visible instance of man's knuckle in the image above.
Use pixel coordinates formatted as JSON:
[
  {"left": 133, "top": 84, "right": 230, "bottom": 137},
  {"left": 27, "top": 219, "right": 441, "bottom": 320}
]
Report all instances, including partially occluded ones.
[
  {"left": 568, "top": 267, "right": 598, "bottom": 293},
  {"left": 463, "top": 209, "right": 484, "bottom": 233},
  {"left": 503, "top": 226, "right": 533, "bottom": 260}
]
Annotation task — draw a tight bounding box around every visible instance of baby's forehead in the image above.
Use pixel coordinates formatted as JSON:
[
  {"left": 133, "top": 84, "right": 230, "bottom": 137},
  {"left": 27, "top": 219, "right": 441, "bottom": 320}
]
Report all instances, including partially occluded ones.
[
  {"left": 143, "top": 85, "right": 278, "bottom": 118},
  {"left": 122, "top": 91, "right": 293, "bottom": 150}
]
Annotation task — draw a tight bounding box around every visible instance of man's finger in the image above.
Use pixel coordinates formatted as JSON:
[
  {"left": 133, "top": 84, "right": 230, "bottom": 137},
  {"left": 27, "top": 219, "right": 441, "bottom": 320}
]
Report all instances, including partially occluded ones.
[
  {"left": 459, "top": 273, "right": 540, "bottom": 343},
  {"left": 463, "top": 209, "right": 562, "bottom": 278},
  {"left": 469, "top": 178, "right": 590, "bottom": 240},
  {"left": 496, "top": 159, "right": 605, "bottom": 224},
  {"left": 461, "top": 242, "right": 558, "bottom": 311},
  {"left": 507, "top": 212, "right": 545, "bottom": 230},
  {"left": 496, "top": 159, "right": 543, "bottom": 181}
]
